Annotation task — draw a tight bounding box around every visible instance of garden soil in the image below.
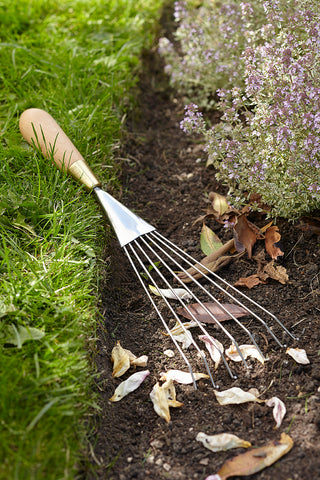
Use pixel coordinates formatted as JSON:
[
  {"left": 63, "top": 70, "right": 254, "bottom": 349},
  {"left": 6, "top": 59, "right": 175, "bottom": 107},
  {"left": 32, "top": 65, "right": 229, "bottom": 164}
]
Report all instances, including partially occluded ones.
[{"left": 87, "top": 7, "right": 320, "bottom": 480}]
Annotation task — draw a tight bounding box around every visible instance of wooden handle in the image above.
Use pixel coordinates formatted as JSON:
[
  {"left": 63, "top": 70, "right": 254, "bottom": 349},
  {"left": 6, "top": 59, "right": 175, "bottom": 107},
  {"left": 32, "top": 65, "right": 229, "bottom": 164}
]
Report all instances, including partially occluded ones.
[{"left": 19, "top": 108, "right": 100, "bottom": 190}]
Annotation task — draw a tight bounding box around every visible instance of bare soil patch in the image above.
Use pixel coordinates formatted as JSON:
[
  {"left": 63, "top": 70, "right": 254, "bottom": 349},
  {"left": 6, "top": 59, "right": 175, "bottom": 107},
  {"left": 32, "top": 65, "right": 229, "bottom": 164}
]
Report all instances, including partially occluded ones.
[{"left": 87, "top": 8, "right": 320, "bottom": 480}]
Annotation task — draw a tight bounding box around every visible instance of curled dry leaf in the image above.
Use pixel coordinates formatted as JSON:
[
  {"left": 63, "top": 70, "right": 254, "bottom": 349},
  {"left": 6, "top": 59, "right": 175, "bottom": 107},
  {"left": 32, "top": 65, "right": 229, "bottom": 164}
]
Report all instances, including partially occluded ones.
[
  {"left": 233, "top": 215, "right": 263, "bottom": 259},
  {"left": 111, "top": 341, "right": 131, "bottom": 377},
  {"left": 214, "top": 387, "right": 262, "bottom": 405},
  {"left": 263, "top": 261, "right": 288, "bottom": 284},
  {"left": 200, "top": 223, "right": 223, "bottom": 256},
  {"left": 210, "top": 433, "right": 293, "bottom": 480},
  {"left": 234, "top": 274, "right": 265, "bottom": 289},
  {"left": 226, "top": 343, "right": 265, "bottom": 364},
  {"left": 199, "top": 335, "right": 224, "bottom": 370},
  {"left": 166, "top": 320, "right": 201, "bottom": 335},
  {"left": 177, "top": 302, "right": 249, "bottom": 324},
  {"left": 150, "top": 378, "right": 183, "bottom": 422},
  {"left": 196, "top": 432, "right": 251, "bottom": 453},
  {"left": 177, "top": 239, "right": 239, "bottom": 283},
  {"left": 131, "top": 355, "right": 148, "bottom": 367},
  {"left": 286, "top": 347, "right": 310, "bottom": 364},
  {"left": 111, "top": 341, "right": 148, "bottom": 377},
  {"left": 149, "top": 285, "right": 192, "bottom": 301},
  {"left": 265, "top": 226, "right": 284, "bottom": 260},
  {"left": 160, "top": 369, "right": 209, "bottom": 384},
  {"left": 209, "top": 191, "right": 230, "bottom": 217},
  {"left": 265, "top": 397, "right": 286, "bottom": 429},
  {"left": 109, "top": 370, "right": 150, "bottom": 402},
  {"left": 164, "top": 320, "right": 196, "bottom": 349}
]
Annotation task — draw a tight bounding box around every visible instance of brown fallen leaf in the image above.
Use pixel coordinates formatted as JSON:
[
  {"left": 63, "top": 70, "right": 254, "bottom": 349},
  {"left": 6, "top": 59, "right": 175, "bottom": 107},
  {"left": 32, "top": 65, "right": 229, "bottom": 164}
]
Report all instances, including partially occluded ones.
[
  {"left": 177, "top": 302, "right": 249, "bottom": 323},
  {"left": 177, "top": 239, "right": 243, "bottom": 283},
  {"left": 233, "top": 215, "right": 263, "bottom": 259},
  {"left": 234, "top": 274, "right": 265, "bottom": 289},
  {"left": 215, "top": 433, "right": 293, "bottom": 480},
  {"left": 265, "top": 226, "right": 284, "bottom": 260},
  {"left": 260, "top": 220, "right": 274, "bottom": 234},
  {"left": 263, "top": 261, "right": 288, "bottom": 284}
]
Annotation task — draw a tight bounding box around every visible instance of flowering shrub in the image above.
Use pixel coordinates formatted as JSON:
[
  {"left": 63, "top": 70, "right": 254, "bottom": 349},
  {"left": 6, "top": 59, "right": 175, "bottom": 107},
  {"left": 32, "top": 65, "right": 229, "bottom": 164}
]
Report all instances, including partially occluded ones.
[
  {"left": 165, "top": 0, "right": 320, "bottom": 219},
  {"left": 158, "top": 0, "right": 265, "bottom": 106}
]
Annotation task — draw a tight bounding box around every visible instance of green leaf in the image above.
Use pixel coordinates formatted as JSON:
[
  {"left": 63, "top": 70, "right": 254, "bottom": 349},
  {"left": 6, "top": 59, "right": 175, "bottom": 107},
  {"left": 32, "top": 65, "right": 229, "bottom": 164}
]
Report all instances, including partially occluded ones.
[
  {"left": 200, "top": 224, "right": 223, "bottom": 255},
  {"left": 3, "top": 324, "right": 45, "bottom": 348},
  {"left": 0, "top": 299, "right": 16, "bottom": 318},
  {"left": 12, "top": 213, "right": 37, "bottom": 237}
]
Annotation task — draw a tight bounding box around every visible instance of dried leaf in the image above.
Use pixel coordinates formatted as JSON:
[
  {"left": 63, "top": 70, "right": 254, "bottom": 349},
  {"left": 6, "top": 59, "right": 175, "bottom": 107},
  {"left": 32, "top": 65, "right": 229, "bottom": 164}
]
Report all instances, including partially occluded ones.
[
  {"left": 263, "top": 261, "right": 288, "bottom": 284},
  {"left": 234, "top": 274, "right": 264, "bottom": 289},
  {"left": 160, "top": 369, "right": 209, "bottom": 384},
  {"left": 131, "top": 355, "right": 148, "bottom": 367},
  {"left": 111, "top": 341, "right": 131, "bottom": 377},
  {"left": 177, "top": 302, "right": 249, "bottom": 324},
  {"left": 177, "top": 239, "right": 239, "bottom": 283},
  {"left": 199, "top": 335, "right": 224, "bottom": 369},
  {"left": 213, "top": 433, "right": 293, "bottom": 480},
  {"left": 149, "top": 285, "right": 192, "bottom": 301},
  {"left": 150, "top": 378, "right": 183, "bottom": 422},
  {"left": 209, "top": 191, "right": 230, "bottom": 217},
  {"left": 200, "top": 223, "right": 223, "bottom": 256},
  {"left": 265, "top": 397, "right": 286, "bottom": 429},
  {"left": 163, "top": 320, "right": 198, "bottom": 349},
  {"left": 165, "top": 320, "right": 201, "bottom": 336},
  {"left": 286, "top": 347, "right": 310, "bottom": 364},
  {"left": 260, "top": 220, "right": 274, "bottom": 234},
  {"left": 111, "top": 341, "right": 148, "bottom": 377},
  {"left": 214, "top": 387, "right": 262, "bottom": 405},
  {"left": 196, "top": 432, "right": 251, "bottom": 452},
  {"left": 109, "top": 370, "right": 150, "bottom": 402},
  {"left": 3, "top": 324, "right": 45, "bottom": 348},
  {"left": 226, "top": 343, "right": 265, "bottom": 364},
  {"left": 233, "top": 215, "right": 262, "bottom": 259},
  {"left": 265, "top": 226, "right": 284, "bottom": 260}
]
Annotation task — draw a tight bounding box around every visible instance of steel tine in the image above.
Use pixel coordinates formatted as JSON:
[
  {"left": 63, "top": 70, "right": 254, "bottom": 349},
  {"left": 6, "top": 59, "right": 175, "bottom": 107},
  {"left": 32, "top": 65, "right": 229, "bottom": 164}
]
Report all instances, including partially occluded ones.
[
  {"left": 150, "top": 231, "right": 298, "bottom": 343},
  {"left": 141, "top": 233, "right": 266, "bottom": 362},
  {"left": 136, "top": 235, "right": 249, "bottom": 372},
  {"left": 128, "top": 240, "right": 219, "bottom": 386},
  {"left": 123, "top": 243, "right": 214, "bottom": 388},
  {"left": 131, "top": 237, "right": 237, "bottom": 375}
]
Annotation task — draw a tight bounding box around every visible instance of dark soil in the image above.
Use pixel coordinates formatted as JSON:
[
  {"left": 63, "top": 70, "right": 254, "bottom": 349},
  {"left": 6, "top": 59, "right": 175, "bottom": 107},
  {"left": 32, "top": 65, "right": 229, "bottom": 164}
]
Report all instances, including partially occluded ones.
[{"left": 87, "top": 6, "right": 320, "bottom": 480}]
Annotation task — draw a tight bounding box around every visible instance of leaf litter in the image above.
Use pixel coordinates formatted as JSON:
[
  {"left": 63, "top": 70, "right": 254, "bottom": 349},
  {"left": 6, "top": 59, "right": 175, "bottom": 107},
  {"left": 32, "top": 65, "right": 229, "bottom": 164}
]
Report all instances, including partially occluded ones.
[
  {"left": 196, "top": 432, "right": 251, "bottom": 453},
  {"left": 206, "top": 433, "right": 294, "bottom": 480}
]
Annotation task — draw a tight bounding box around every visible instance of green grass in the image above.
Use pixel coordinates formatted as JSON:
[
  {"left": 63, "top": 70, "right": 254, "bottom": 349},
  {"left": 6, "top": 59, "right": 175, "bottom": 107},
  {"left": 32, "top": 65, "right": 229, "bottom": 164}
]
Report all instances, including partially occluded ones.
[{"left": 0, "top": 0, "right": 164, "bottom": 478}]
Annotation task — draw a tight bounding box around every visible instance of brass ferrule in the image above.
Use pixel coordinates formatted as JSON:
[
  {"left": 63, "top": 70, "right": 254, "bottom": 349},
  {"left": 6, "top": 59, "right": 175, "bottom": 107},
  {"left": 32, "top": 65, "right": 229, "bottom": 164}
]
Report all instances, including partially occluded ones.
[{"left": 68, "top": 159, "right": 101, "bottom": 190}]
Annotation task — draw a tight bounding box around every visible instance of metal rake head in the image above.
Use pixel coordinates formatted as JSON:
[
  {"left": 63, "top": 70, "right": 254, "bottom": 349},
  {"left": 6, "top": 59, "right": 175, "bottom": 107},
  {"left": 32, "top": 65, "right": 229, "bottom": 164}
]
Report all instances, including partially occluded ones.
[{"left": 122, "top": 230, "right": 298, "bottom": 389}]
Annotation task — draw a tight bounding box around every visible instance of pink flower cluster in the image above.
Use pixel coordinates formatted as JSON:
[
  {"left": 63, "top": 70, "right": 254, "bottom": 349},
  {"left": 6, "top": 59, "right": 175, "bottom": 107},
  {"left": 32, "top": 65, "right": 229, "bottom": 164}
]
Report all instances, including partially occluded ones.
[{"left": 161, "top": 0, "right": 320, "bottom": 219}]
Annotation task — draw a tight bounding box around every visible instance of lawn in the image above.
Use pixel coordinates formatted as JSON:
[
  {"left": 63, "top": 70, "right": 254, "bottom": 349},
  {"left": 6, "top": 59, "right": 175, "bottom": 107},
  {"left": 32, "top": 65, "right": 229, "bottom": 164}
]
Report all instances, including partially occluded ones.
[{"left": 0, "top": 1, "right": 164, "bottom": 478}]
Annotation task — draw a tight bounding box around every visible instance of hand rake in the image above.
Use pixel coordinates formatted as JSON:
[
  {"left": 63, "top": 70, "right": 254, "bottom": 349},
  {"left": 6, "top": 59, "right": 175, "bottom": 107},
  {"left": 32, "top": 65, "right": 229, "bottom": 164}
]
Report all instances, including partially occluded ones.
[{"left": 19, "top": 108, "right": 297, "bottom": 388}]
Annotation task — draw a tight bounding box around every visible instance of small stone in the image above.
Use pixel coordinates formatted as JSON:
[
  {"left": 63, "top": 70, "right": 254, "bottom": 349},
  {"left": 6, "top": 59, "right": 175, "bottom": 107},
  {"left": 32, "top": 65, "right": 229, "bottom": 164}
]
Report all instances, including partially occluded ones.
[
  {"left": 164, "top": 349, "right": 175, "bottom": 358},
  {"left": 127, "top": 457, "right": 133, "bottom": 463},
  {"left": 150, "top": 439, "right": 164, "bottom": 449},
  {"left": 146, "top": 455, "right": 155, "bottom": 464},
  {"left": 155, "top": 458, "right": 163, "bottom": 466},
  {"left": 199, "top": 458, "right": 209, "bottom": 466},
  {"left": 163, "top": 463, "right": 171, "bottom": 472}
]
